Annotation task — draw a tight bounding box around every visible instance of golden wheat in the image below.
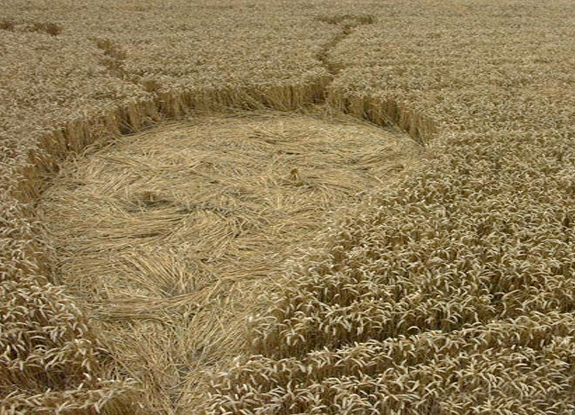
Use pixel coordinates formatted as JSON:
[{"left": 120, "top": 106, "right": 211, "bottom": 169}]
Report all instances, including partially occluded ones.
[
  {"left": 3, "top": 0, "right": 575, "bottom": 413},
  {"left": 37, "top": 110, "right": 417, "bottom": 412}
]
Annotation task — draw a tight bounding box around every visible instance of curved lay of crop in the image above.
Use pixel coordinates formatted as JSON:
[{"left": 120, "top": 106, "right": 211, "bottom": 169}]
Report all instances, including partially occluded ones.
[
  {"left": 2, "top": 0, "right": 575, "bottom": 414},
  {"left": 38, "top": 111, "right": 418, "bottom": 413}
]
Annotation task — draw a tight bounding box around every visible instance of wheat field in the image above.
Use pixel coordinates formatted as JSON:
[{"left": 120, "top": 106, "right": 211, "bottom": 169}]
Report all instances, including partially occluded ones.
[{"left": 2, "top": 0, "right": 575, "bottom": 414}]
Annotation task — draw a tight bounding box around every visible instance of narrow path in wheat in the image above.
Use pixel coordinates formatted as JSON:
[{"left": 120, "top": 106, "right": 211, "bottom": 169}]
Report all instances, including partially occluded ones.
[{"left": 315, "top": 15, "right": 375, "bottom": 77}]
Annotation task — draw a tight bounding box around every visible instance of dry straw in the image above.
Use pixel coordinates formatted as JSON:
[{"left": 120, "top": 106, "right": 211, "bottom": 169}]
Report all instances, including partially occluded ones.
[
  {"left": 38, "top": 109, "right": 418, "bottom": 412},
  {"left": 3, "top": 0, "right": 575, "bottom": 414}
]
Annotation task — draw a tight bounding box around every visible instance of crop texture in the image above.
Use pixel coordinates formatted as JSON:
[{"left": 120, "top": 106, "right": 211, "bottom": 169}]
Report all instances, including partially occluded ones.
[{"left": 2, "top": 0, "right": 575, "bottom": 414}]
